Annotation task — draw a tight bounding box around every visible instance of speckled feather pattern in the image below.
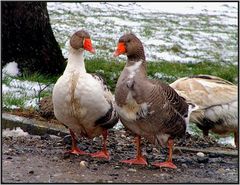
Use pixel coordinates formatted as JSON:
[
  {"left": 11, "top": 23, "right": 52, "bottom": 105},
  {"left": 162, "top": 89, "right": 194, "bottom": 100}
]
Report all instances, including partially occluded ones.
[{"left": 115, "top": 34, "right": 190, "bottom": 147}]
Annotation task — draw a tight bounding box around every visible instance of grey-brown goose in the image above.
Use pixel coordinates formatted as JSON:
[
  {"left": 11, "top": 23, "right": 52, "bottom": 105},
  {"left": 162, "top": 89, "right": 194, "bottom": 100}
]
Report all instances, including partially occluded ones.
[
  {"left": 170, "top": 75, "right": 238, "bottom": 148},
  {"left": 113, "top": 33, "right": 195, "bottom": 169},
  {"left": 52, "top": 30, "right": 118, "bottom": 159}
]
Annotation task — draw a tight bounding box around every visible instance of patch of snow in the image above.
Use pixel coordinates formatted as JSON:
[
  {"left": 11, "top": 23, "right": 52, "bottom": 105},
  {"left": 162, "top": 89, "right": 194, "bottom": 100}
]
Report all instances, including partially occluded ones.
[
  {"left": 218, "top": 136, "right": 235, "bottom": 147},
  {"left": 47, "top": 2, "right": 237, "bottom": 64},
  {"left": 2, "top": 78, "right": 53, "bottom": 109},
  {"left": 2, "top": 62, "right": 20, "bottom": 78},
  {"left": 3, "top": 105, "right": 20, "bottom": 109},
  {"left": 154, "top": 72, "right": 164, "bottom": 79},
  {"left": 96, "top": 69, "right": 105, "bottom": 74},
  {"left": 2, "top": 84, "right": 11, "bottom": 94},
  {"left": 137, "top": 2, "right": 237, "bottom": 16},
  {"left": 24, "top": 98, "right": 39, "bottom": 109},
  {"left": 2, "top": 127, "right": 29, "bottom": 137},
  {"left": 154, "top": 51, "right": 197, "bottom": 63},
  {"left": 113, "top": 120, "right": 124, "bottom": 130}
]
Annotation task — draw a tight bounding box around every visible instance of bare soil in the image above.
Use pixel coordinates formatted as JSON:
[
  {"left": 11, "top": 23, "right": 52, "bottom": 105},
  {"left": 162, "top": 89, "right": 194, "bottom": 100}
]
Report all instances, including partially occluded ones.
[{"left": 2, "top": 127, "right": 239, "bottom": 183}]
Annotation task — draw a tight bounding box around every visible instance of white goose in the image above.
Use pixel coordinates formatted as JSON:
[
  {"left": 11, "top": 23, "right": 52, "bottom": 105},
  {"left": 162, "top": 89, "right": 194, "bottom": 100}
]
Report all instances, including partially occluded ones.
[
  {"left": 170, "top": 75, "right": 238, "bottom": 148},
  {"left": 52, "top": 30, "right": 118, "bottom": 159}
]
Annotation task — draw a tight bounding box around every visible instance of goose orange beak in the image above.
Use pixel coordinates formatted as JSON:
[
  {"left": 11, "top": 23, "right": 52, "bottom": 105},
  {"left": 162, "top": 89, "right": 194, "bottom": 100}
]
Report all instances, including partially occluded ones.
[
  {"left": 84, "top": 38, "right": 95, "bottom": 54},
  {"left": 113, "top": 42, "right": 126, "bottom": 57}
]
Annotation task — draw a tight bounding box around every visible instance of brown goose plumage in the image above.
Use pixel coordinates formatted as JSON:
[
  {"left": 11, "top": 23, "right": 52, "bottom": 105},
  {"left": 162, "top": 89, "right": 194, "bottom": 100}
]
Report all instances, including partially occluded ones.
[{"left": 114, "top": 33, "right": 194, "bottom": 168}]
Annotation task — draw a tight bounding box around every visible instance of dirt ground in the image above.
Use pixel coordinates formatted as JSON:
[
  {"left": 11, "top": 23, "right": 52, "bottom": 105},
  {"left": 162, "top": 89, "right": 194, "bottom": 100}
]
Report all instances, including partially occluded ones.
[{"left": 2, "top": 128, "right": 239, "bottom": 183}]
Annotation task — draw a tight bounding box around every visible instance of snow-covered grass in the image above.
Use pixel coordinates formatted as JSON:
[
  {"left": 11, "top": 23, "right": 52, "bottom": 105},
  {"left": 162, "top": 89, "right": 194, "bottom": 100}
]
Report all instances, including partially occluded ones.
[
  {"left": 2, "top": 62, "right": 55, "bottom": 109},
  {"left": 2, "top": 76, "right": 54, "bottom": 109},
  {"left": 47, "top": 2, "right": 237, "bottom": 65}
]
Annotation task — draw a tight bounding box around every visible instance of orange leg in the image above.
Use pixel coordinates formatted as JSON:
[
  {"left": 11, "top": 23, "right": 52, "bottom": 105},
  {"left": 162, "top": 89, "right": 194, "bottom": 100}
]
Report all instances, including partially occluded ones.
[
  {"left": 90, "top": 129, "right": 110, "bottom": 160},
  {"left": 152, "top": 138, "right": 177, "bottom": 169},
  {"left": 65, "top": 129, "right": 88, "bottom": 155},
  {"left": 120, "top": 135, "right": 148, "bottom": 165}
]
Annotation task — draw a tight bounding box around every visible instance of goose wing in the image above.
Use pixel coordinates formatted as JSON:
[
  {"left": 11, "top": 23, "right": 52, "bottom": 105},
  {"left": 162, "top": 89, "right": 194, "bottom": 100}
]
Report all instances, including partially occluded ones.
[
  {"left": 91, "top": 73, "right": 118, "bottom": 128},
  {"left": 170, "top": 75, "right": 237, "bottom": 110}
]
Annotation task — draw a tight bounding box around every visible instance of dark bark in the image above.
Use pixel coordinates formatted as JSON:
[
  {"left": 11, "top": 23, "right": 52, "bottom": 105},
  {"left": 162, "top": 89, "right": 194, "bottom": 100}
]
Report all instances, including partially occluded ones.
[{"left": 1, "top": 1, "right": 65, "bottom": 75}]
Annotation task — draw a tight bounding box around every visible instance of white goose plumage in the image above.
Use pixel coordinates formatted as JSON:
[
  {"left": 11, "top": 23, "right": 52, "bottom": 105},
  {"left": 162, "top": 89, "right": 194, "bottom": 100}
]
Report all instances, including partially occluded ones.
[
  {"left": 170, "top": 75, "right": 238, "bottom": 148},
  {"left": 52, "top": 30, "right": 118, "bottom": 159}
]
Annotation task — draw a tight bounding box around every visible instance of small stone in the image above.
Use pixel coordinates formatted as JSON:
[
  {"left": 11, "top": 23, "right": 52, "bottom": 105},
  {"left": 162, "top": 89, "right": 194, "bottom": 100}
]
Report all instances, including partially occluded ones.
[
  {"left": 6, "top": 156, "right": 12, "bottom": 160},
  {"left": 36, "top": 144, "right": 45, "bottom": 148},
  {"left": 80, "top": 161, "right": 88, "bottom": 168},
  {"left": 173, "top": 148, "right": 183, "bottom": 155},
  {"left": 146, "top": 147, "right": 152, "bottom": 154},
  {"left": 208, "top": 153, "right": 220, "bottom": 158},
  {"left": 116, "top": 147, "right": 123, "bottom": 151},
  {"left": 209, "top": 158, "right": 220, "bottom": 163},
  {"left": 29, "top": 170, "right": 34, "bottom": 174},
  {"left": 153, "top": 174, "right": 159, "bottom": 177},
  {"left": 3, "top": 161, "right": 12, "bottom": 165},
  {"left": 40, "top": 134, "right": 51, "bottom": 140},
  {"left": 196, "top": 152, "right": 205, "bottom": 157},
  {"left": 52, "top": 156, "right": 58, "bottom": 161},
  {"left": 4, "top": 148, "right": 14, "bottom": 155},
  {"left": 127, "top": 168, "right": 137, "bottom": 172},
  {"left": 152, "top": 148, "right": 159, "bottom": 153},
  {"left": 62, "top": 135, "right": 72, "bottom": 145},
  {"left": 217, "top": 168, "right": 225, "bottom": 173},
  {"left": 160, "top": 173, "right": 169, "bottom": 178},
  {"left": 109, "top": 173, "right": 119, "bottom": 176},
  {"left": 181, "top": 163, "right": 188, "bottom": 168},
  {"left": 197, "top": 156, "right": 209, "bottom": 163},
  {"left": 77, "top": 143, "right": 88, "bottom": 151},
  {"left": 63, "top": 153, "right": 70, "bottom": 159},
  {"left": 114, "top": 165, "right": 121, "bottom": 169},
  {"left": 65, "top": 145, "right": 71, "bottom": 150},
  {"left": 55, "top": 142, "right": 63, "bottom": 147}
]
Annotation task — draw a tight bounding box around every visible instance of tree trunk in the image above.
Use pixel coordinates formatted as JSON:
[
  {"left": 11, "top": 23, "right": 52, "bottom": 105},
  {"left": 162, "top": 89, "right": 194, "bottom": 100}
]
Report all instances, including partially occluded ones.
[{"left": 1, "top": 2, "right": 65, "bottom": 75}]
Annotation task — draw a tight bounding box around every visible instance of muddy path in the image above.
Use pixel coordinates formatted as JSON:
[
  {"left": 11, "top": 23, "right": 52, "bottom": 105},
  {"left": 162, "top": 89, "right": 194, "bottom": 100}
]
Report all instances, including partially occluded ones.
[{"left": 2, "top": 128, "right": 238, "bottom": 183}]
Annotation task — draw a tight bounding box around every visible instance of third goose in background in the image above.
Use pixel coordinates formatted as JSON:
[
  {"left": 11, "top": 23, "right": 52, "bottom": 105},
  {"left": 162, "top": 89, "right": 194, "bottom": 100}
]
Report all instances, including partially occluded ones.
[{"left": 170, "top": 75, "right": 238, "bottom": 148}]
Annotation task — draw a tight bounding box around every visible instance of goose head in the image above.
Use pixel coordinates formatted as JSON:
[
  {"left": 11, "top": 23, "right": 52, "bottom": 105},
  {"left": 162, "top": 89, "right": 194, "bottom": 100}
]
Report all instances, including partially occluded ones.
[
  {"left": 70, "top": 30, "right": 95, "bottom": 54},
  {"left": 113, "top": 33, "right": 145, "bottom": 61}
]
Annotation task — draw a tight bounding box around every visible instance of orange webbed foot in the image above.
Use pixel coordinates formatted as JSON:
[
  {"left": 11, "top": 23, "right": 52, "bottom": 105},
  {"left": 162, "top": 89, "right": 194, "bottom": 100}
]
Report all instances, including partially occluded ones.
[
  {"left": 90, "top": 150, "right": 110, "bottom": 160},
  {"left": 66, "top": 148, "right": 88, "bottom": 155},
  {"left": 121, "top": 156, "right": 148, "bottom": 165},
  {"left": 152, "top": 161, "right": 177, "bottom": 169}
]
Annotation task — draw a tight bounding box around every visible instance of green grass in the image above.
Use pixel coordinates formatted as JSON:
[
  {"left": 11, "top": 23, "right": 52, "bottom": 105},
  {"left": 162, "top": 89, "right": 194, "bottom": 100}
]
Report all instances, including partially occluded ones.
[
  {"left": 189, "top": 123, "right": 235, "bottom": 140},
  {"left": 3, "top": 59, "right": 237, "bottom": 93},
  {"left": 2, "top": 59, "right": 237, "bottom": 109},
  {"left": 3, "top": 94, "right": 26, "bottom": 109},
  {"left": 16, "top": 72, "right": 59, "bottom": 84},
  {"left": 2, "top": 75, "right": 13, "bottom": 86},
  {"left": 84, "top": 59, "right": 238, "bottom": 91}
]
